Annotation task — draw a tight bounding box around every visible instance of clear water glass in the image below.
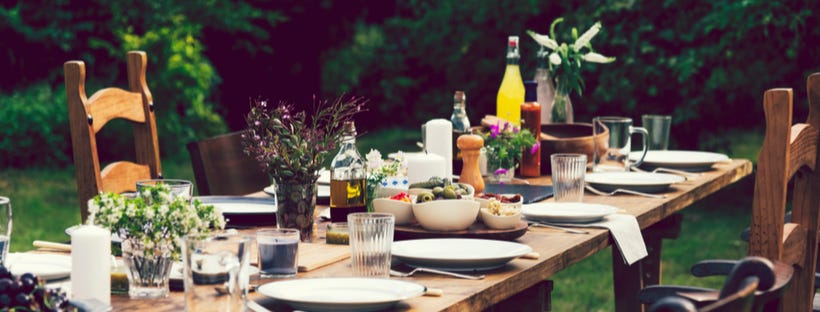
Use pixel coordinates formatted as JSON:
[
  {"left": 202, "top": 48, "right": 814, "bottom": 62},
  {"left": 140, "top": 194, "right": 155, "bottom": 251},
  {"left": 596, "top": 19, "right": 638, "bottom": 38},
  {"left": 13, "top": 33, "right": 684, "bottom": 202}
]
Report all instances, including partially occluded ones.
[
  {"left": 551, "top": 154, "right": 587, "bottom": 202},
  {"left": 256, "top": 228, "right": 300, "bottom": 278},
  {"left": 0, "top": 197, "right": 11, "bottom": 266},
  {"left": 136, "top": 179, "right": 193, "bottom": 201},
  {"left": 348, "top": 212, "right": 394, "bottom": 278},
  {"left": 642, "top": 114, "right": 672, "bottom": 150},
  {"left": 183, "top": 233, "right": 250, "bottom": 312}
]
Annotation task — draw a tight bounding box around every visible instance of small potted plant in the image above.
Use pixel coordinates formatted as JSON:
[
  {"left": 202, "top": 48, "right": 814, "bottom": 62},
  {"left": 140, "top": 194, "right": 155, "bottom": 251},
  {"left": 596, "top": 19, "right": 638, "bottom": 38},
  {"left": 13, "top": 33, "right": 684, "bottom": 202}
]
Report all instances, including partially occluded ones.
[
  {"left": 243, "top": 95, "right": 366, "bottom": 241},
  {"left": 87, "top": 183, "right": 225, "bottom": 299},
  {"left": 481, "top": 121, "right": 538, "bottom": 183}
]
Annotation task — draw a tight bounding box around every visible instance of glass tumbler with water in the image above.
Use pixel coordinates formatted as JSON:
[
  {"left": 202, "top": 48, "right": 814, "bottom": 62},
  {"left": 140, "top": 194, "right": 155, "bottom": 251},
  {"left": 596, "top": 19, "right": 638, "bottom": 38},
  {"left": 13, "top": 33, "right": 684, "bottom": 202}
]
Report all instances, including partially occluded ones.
[{"left": 0, "top": 197, "right": 10, "bottom": 266}]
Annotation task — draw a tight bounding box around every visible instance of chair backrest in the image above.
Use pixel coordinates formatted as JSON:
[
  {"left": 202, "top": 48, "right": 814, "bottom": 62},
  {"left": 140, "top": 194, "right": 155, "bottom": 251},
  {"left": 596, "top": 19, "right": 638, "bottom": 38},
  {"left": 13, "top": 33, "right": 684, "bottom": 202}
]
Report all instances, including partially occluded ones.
[
  {"left": 65, "top": 51, "right": 162, "bottom": 222},
  {"left": 186, "top": 130, "right": 270, "bottom": 196},
  {"left": 649, "top": 257, "right": 774, "bottom": 312},
  {"left": 747, "top": 73, "right": 820, "bottom": 310}
]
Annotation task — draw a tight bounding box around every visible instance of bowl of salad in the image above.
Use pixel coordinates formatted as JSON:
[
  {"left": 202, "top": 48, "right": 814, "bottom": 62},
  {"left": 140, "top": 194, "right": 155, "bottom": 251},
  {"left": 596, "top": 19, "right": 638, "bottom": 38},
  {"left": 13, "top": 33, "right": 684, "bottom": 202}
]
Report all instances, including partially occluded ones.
[{"left": 373, "top": 192, "right": 415, "bottom": 225}]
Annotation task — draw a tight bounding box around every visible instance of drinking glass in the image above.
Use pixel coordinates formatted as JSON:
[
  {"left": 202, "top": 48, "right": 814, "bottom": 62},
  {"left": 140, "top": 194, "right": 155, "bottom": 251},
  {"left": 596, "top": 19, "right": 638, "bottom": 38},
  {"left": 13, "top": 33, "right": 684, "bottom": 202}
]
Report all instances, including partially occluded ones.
[
  {"left": 183, "top": 233, "right": 251, "bottom": 312},
  {"left": 592, "top": 116, "right": 649, "bottom": 172},
  {"left": 0, "top": 197, "right": 11, "bottom": 266},
  {"left": 550, "top": 154, "right": 587, "bottom": 202},
  {"left": 642, "top": 114, "right": 672, "bottom": 150},
  {"left": 348, "top": 212, "right": 394, "bottom": 278},
  {"left": 256, "top": 228, "right": 300, "bottom": 278},
  {"left": 136, "top": 179, "right": 193, "bottom": 201}
]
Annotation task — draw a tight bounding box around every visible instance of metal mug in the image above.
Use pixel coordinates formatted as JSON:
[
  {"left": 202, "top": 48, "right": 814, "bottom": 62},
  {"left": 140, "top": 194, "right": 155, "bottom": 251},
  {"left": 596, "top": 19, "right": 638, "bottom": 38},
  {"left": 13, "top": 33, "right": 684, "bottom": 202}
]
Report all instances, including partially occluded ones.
[{"left": 592, "top": 116, "right": 649, "bottom": 172}]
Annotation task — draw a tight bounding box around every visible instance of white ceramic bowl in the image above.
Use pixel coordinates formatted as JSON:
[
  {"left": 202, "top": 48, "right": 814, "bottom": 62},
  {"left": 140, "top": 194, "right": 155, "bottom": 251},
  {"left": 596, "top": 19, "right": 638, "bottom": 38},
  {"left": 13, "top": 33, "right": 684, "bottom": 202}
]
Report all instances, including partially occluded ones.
[
  {"left": 479, "top": 208, "right": 522, "bottom": 230},
  {"left": 372, "top": 198, "right": 415, "bottom": 225},
  {"left": 474, "top": 194, "right": 523, "bottom": 210},
  {"left": 412, "top": 199, "right": 480, "bottom": 231},
  {"left": 408, "top": 183, "right": 475, "bottom": 200}
]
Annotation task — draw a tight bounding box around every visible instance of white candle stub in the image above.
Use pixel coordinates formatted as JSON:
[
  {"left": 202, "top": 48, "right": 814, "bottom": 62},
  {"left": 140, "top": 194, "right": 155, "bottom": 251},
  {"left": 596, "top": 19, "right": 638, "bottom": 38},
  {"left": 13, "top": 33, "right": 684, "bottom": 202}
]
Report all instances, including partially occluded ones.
[
  {"left": 424, "top": 119, "right": 453, "bottom": 180},
  {"left": 405, "top": 152, "right": 446, "bottom": 185},
  {"left": 71, "top": 225, "right": 111, "bottom": 305}
]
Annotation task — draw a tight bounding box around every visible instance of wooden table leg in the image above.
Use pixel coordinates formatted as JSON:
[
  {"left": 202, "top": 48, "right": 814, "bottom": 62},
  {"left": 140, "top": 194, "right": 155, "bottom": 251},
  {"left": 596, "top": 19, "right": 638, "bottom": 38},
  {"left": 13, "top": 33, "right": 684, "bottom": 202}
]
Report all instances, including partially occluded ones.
[
  {"left": 613, "top": 214, "right": 683, "bottom": 312},
  {"left": 488, "top": 280, "right": 554, "bottom": 312}
]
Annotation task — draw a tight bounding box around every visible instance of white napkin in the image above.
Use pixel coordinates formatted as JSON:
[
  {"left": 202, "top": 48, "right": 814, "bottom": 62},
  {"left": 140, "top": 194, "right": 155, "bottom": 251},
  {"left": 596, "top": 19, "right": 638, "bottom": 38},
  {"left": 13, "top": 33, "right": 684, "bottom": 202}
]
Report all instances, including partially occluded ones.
[{"left": 553, "top": 214, "right": 648, "bottom": 265}]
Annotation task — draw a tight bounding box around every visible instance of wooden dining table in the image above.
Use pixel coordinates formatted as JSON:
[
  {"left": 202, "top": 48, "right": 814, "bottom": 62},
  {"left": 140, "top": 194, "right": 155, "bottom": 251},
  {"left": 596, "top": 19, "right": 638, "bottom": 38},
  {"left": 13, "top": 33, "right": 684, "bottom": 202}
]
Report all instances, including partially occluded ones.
[{"left": 105, "top": 159, "right": 752, "bottom": 312}]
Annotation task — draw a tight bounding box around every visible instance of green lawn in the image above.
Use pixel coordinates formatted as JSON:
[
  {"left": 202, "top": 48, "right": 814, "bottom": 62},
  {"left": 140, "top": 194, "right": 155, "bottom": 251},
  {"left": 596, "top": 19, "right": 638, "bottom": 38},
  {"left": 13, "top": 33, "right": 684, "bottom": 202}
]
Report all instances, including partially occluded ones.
[{"left": 0, "top": 126, "right": 761, "bottom": 310}]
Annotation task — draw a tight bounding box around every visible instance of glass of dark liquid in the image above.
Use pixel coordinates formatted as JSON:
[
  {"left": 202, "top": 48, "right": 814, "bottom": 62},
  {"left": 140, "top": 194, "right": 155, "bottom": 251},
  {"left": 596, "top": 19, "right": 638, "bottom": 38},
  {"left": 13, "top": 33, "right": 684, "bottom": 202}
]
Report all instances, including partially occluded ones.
[{"left": 256, "top": 228, "right": 300, "bottom": 278}]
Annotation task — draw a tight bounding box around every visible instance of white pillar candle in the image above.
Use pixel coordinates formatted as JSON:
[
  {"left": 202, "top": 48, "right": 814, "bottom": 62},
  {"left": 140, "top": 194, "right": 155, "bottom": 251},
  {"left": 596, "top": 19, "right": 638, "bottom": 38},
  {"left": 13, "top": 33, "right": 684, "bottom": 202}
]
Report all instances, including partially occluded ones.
[
  {"left": 405, "top": 152, "right": 446, "bottom": 185},
  {"left": 424, "top": 119, "right": 453, "bottom": 180},
  {"left": 71, "top": 225, "right": 111, "bottom": 305}
]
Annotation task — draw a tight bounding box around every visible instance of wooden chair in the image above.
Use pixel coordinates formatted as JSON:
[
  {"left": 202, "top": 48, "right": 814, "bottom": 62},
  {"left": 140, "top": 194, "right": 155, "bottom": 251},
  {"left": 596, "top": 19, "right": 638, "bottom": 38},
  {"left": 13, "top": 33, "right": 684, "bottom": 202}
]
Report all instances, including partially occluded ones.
[
  {"left": 65, "top": 51, "right": 161, "bottom": 222},
  {"left": 186, "top": 130, "right": 271, "bottom": 196},
  {"left": 638, "top": 74, "right": 820, "bottom": 311},
  {"left": 648, "top": 257, "right": 772, "bottom": 312}
]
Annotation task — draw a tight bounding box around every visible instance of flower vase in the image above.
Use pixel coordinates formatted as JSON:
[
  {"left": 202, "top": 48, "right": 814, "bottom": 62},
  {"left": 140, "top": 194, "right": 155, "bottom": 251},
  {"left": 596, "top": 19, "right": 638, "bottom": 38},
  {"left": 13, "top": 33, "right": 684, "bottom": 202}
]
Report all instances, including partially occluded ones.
[
  {"left": 551, "top": 88, "right": 574, "bottom": 123},
  {"left": 276, "top": 182, "right": 317, "bottom": 242},
  {"left": 121, "top": 238, "right": 174, "bottom": 299},
  {"left": 485, "top": 149, "right": 516, "bottom": 184}
]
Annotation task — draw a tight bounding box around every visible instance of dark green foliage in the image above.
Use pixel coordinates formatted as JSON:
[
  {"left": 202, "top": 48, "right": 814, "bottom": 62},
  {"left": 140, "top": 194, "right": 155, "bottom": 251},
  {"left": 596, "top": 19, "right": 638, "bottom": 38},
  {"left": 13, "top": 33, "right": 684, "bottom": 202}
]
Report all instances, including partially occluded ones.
[
  {"left": 0, "top": 83, "right": 71, "bottom": 167},
  {"left": 322, "top": 0, "right": 819, "bottom": 150},
  {"left": 0, "top": 0, "right": 283, "bottom": 167}
]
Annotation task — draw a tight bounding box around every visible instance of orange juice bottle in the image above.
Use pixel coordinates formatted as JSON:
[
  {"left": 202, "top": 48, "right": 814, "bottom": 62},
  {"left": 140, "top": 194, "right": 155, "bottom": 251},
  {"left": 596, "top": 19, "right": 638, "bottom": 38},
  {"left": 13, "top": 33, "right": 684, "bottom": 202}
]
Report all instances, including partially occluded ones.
[{"left": 496, "top": 36, "right": 525, "bottom": 127}]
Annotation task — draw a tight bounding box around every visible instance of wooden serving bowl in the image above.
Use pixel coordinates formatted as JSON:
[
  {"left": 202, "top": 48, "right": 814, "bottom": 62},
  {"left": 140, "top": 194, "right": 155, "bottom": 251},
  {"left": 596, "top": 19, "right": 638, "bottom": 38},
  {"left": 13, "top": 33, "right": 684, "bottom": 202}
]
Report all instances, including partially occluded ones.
[{"left": 539, "top": 123, "right": 608, "bottom": 174}]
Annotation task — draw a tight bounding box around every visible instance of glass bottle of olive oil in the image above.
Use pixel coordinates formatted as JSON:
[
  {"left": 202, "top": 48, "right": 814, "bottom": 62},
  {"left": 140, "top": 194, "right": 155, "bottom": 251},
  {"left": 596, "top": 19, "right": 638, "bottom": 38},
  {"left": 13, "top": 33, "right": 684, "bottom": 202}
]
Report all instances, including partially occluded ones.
[
  {"left": 329, "top": 121, "right": 367, "bottom": 223},
  {"left": 496, "top": 35, "right": 525, "bottom": 127}
]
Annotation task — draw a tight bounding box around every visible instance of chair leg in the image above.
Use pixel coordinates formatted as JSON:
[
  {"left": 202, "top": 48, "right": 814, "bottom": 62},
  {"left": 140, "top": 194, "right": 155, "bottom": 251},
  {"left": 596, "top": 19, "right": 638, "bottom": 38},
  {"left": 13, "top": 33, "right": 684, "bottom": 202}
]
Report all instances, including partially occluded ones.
[{"left": 613, "top": 214, "right": 684, "bottom": 312}]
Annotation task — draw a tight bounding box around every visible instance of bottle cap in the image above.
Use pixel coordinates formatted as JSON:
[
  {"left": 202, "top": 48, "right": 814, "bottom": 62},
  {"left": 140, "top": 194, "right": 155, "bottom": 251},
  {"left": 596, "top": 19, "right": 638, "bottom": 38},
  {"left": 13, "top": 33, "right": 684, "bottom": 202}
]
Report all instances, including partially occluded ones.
[
  {"left": 454, "top": 91, "right": 465, "bottom": 102},
  {"left": 508, "top": 36, "right": 519, "bottom": 48},
  {"left": 343, "top": 121, "right": 356, "bottom": 134},
  {"left": 524, "top": 80, "right": 538, "bottom": 102}
]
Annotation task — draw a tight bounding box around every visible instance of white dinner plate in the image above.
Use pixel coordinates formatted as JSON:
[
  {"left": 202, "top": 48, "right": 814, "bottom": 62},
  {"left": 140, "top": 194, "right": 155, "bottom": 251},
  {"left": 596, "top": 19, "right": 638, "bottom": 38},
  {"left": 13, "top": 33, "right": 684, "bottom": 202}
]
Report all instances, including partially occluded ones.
[
  {"left": 195, "top": 196, "right": 277, "bottom": 214},
  {"left": 522, "top": 202, "right": 619, "bottom": 223},
  {"left": 391, "top": 238, "right": 532, "bottom": 272},
  {"left": 257, "top": 277, "right": 425, "bottom": 312},
  {"left": 585, "top": 172, "right": 685, "bottom": 193},
  {"left": 6, "top": 253, "right": 71, "bottom": 281},
  {"left": 629, "top": 150, "right": 730, "bottom": 172},
  {"left": 264, "top": 184, "right": 330, "bottom": 201}
]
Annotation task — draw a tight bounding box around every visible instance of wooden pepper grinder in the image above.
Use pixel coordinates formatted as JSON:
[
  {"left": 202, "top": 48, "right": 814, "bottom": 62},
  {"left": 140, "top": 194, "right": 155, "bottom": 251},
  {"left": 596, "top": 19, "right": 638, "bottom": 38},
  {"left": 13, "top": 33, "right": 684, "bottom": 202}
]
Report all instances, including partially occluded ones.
[{"left": 457, "top": 134, "right": 485, "bottom": 194}]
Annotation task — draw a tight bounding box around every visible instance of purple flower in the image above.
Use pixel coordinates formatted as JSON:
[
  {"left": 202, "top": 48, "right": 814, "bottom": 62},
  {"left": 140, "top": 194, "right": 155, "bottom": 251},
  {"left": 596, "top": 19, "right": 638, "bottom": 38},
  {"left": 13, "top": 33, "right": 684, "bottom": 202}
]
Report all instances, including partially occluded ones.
[
  {"left": 490, "top": 123, "right": 500, "bottom": 139},
  {"left": 530, "top": 142, "right": 540, "bottom": 154},
  {"left": 494, "top": 168, "right": 508, "bottom": 176},
  {"left": 512, "top": 126, "right": 519, "bottom": 134},
  {"left": 502, "top": 122, "right": 510, "bottom": 132}
]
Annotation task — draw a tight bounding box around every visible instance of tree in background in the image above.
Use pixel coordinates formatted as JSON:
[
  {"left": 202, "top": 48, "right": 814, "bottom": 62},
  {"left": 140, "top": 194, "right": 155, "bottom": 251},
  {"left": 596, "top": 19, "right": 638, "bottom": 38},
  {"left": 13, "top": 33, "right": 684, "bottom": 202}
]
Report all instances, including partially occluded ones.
[
  {"left": 0, "top": 0, "right": 282, "bottom": 167},
  {"left": 322, "top": 0, "right": 819, "bottom": 150}
]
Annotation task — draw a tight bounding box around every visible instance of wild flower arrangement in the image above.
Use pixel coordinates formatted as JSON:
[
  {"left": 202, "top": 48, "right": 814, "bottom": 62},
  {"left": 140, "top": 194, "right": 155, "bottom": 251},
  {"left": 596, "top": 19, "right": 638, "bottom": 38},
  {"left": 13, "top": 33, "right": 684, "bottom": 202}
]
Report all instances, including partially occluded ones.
[
  {"left": 364, "top": 149, "right": 408, "bottom": 210},
  {"left": 87, "top": 184, "right": 225, "bottom": 260},
  {"left": 482, "top": 121, "right": 539, "bottom": 176},
  {"left": 243, "top": 95, "right": 367, "bottom": 185},
  {"left": 527, "top": 17, "right": 615, "bottom": 97}
]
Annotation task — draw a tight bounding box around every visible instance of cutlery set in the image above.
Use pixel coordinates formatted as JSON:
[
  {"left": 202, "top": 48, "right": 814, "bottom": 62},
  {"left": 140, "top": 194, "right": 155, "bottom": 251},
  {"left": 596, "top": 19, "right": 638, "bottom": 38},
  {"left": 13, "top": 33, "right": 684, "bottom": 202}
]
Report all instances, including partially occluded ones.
[{"left": 584, "top": 184, "right": 666, "bottom": 199}]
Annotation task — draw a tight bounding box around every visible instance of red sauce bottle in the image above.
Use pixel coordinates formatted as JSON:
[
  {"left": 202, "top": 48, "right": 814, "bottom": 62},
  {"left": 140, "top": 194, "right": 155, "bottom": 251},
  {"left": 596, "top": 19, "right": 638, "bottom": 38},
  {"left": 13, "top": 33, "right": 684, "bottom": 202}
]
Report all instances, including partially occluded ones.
[{"left": 520, "top": 80, "right": 541, "bottom": 177}]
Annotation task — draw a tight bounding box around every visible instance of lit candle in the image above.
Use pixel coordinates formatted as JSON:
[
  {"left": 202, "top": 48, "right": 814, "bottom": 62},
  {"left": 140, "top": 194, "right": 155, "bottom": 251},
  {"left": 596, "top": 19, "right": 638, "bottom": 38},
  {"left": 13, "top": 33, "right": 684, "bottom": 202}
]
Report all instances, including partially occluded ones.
[
  {"left": 424, "top": 119, "right": 453, "bottom": 180},
  {"left": 71, "top": 225, "right": 111, "bottom": 305}
]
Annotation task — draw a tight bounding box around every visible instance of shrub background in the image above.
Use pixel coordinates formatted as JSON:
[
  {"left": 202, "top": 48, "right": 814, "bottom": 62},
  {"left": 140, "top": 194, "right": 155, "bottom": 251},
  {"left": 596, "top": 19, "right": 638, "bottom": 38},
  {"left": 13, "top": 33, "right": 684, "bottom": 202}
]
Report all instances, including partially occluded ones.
[{"left": 1, "top": 0, "right": 818, "bottom": 168}]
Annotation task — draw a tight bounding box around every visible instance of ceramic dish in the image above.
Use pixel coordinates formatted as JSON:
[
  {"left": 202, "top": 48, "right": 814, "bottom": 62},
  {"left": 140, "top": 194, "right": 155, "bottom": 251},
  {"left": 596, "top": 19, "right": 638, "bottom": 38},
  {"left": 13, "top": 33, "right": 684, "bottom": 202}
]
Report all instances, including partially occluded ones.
[
  {"left": 195, "top": 196, "right": 277, "bottom": 227},
  {"left": 521, "top": 202, "right": 619, "bottom": 223},
  {"left": 585, "top": 172, "right": 685, "bottom": 193},
  {"left": 6, "top": 253, "right": 71, "bottom": 281},
  {"left": 257, "top": 277, "right": 425, "bottom": 312},
  {"left": 391, "top": 238, "right": 532, "bottom": 271},
  {"left": 629, "top": 150, "right": 730, "bottom": 172}
]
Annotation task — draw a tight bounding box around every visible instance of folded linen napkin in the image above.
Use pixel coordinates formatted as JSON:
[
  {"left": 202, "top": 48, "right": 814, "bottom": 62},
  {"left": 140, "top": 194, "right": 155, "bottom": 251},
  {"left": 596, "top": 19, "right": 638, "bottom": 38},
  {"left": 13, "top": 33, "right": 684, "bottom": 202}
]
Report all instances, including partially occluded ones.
[{"left": 552, "top": 214, "right": 648, "bottom": 265}]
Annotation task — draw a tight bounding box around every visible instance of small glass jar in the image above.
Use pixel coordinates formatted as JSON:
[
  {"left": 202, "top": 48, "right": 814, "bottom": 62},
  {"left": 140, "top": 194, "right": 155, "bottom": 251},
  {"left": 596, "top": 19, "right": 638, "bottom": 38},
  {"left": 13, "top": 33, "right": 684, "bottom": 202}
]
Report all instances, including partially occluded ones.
[
  {"left": 326, "top": 222, "right": 350, "bottom": 245},
  {"left": 111, "top": 257, "right": 129, "bottom": 295}
]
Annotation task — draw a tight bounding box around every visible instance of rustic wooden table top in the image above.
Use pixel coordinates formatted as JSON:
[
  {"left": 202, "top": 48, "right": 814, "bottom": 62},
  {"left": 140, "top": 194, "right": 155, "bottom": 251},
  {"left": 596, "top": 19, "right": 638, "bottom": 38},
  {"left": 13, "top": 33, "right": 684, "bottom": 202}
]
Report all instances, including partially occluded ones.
[{"left": 105, "top": 159, "right": 752, "bottom": 311}]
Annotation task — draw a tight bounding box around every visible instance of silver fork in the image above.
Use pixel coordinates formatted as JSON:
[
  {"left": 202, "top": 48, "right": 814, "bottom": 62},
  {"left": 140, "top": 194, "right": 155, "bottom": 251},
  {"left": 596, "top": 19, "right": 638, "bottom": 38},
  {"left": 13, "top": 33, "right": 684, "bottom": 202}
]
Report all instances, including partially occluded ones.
[
  {"left": 390, "top": 267, "right": 485, "bottom": 280},
  {"left": 585, "top": 184, "right": 666, "bottom": 199},
  {"left": 631, "top": 166, "right": 701, "bottom": 179}
]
